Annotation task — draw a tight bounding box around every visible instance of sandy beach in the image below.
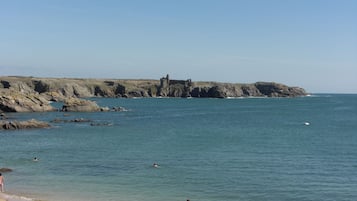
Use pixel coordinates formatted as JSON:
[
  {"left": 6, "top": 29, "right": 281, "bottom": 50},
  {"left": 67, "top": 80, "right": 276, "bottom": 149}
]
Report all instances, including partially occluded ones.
[{"left": 0, "top": 192, "right": 7, "bottom": 201}]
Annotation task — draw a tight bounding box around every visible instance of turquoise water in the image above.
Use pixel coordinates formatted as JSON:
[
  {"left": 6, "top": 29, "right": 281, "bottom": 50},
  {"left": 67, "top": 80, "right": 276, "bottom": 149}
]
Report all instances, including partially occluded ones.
[{"left": 1, "top": 95, "right": 357, "bottom": 201}]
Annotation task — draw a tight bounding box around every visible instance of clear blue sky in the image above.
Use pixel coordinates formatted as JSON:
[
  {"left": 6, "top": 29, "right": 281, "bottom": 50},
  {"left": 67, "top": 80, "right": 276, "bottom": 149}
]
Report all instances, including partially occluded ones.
[{"left": 1, "top": 0, "right": 356, "bottom": 93}]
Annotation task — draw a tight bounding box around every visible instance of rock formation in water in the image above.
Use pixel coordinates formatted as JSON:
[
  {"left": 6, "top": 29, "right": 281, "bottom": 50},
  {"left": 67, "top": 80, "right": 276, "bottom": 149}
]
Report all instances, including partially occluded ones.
[
  {"left": 0, "top": 119, "right": 51, "bottom": 130},
  {"left": 61, "top": 98, "right": 101, "bottom": 112},
  {"left": 0, "top": 168, "right": 12, "bottom": 173}
]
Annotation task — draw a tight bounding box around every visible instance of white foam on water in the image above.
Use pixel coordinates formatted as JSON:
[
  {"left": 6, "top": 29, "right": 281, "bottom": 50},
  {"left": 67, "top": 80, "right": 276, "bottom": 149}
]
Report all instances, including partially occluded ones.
[{"left": 0, "top": 192, "right": 34, "bottom": 201}]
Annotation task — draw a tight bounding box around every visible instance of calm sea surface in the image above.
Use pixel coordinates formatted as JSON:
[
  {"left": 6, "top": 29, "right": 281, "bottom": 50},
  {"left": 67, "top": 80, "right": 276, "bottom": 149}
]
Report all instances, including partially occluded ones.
[{"left": 1, "top": 94, "right": 357, "bottom": 201}]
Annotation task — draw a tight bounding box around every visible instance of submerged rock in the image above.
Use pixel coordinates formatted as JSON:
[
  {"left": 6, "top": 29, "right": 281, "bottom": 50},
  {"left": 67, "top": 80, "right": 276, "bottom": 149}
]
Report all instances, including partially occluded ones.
[
  {"left": 51, "top": 118, "right": 92, "bottom": 123},
  {"left": 111, "top": 106, "right": 128, "bottom": 112},
  {"left": 90, "top": 122, "right": 113, "bottom": 126},
  {"left": 0, "top": 168, "right": 12, "bottom": 173},
  {"left": 0, "top": 119, "right": 50, "bottom": 130}
]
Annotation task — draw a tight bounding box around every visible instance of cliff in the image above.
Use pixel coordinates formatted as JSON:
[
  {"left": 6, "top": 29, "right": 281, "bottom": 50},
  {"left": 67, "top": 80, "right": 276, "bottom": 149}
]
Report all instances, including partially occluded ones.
[
  {"left": 0, "top": 88, "right": 56, "bottom": 112},
  {"left": 1, "top": 75, "right": 307, "bottom": 98},
  {"left": 0, "top": 76, "right": 159, "bottom": 100},
  {"left": 0, "top": 75, "right": 307, "bottom": 112}
]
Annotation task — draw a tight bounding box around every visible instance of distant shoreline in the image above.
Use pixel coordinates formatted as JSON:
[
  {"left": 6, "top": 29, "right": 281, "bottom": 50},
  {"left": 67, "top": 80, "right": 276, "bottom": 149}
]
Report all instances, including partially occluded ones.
[
  {"left": 0, "top": 75, "right": 308, "bottom": 114},
  {"left": 0, "top": 75, "right": 308, "bottom": 99}
]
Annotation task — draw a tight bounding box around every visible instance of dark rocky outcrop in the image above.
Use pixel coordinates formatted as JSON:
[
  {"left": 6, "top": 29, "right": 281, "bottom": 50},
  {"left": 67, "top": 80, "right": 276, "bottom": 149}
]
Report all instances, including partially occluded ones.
[
  {"left": 50, "top": 118, "right": 92, "bottom": 123},
  {"left": 111, "top": 106, "right": 128, "bottom": 112},
  {"left": 0, "top": 113, "right": 7, "bottom": 120},
  {"left": 0, "top": 168, "right": 12, "bottom": 173},
  {"left": 0, "top": 80, "right": 11, "bottom": 88},
  {"left": 32, "top": 80, "right": 50, "bottom": 93},
  {"left": 254, "top": 82, "right": 308, "bottom": 97},
  {"left": 0, "top": 119, "right": 50, "bottom": 130}
]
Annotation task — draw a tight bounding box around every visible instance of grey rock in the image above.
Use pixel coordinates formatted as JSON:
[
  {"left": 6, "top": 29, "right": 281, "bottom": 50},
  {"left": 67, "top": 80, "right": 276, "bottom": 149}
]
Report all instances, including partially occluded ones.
[
  {"left": 0, "top": 90, "right": 56, "bottom": 112},
  {"left": 0, "top": 119, "right": 51, "bottom": 130},
  {"left": 61, "top": 98, "right": 101, "bottom": 112}
]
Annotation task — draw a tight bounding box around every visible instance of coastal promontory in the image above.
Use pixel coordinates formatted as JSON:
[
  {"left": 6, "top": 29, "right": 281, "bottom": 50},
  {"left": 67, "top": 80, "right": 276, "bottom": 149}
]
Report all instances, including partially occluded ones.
[{"left": 0, "top": 75, "right": 307, "bottom": 113}]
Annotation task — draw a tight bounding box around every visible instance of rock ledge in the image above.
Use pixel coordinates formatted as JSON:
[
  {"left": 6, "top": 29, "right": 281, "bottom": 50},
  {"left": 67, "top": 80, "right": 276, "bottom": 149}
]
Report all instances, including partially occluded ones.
[{"left": 0, "top": 119, "right": 51, "bottom": 130}]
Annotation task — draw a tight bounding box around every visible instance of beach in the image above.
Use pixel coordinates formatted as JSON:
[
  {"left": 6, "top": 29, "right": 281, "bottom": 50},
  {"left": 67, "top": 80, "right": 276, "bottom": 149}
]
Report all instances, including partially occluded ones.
[
  {"left": 0, "top": 192, "right": 34, "bottom": 201},
  {"left": 0, "top": 193, "right": 5, "bottom": 201}
]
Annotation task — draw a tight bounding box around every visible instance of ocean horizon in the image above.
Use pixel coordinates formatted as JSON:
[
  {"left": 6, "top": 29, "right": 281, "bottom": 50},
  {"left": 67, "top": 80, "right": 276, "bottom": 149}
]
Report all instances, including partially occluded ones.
[{"left": 1, "top": 94, "right": 357, "bottom": 201}]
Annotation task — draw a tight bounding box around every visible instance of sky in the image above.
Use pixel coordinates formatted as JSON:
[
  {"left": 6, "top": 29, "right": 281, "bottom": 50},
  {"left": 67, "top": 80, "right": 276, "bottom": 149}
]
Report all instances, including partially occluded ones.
[{"left": 0, "top": 0, "right": 356, "bottom": 93}]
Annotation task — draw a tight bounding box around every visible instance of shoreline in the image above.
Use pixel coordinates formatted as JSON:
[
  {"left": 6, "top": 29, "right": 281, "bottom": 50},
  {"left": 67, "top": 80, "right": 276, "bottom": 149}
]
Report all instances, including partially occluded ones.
[
  {"left": 0, "top": 75, "right": 308, "bottom": 100},
  {"left": 0, "top": 192, "right": 36, "bottom": 201}
]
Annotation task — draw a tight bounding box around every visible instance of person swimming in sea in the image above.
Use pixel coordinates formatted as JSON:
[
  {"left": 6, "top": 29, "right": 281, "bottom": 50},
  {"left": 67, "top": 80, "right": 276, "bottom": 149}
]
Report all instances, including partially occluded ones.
[
  {"left": 152, "top": 163, "right": 159, "bottom": 168},
  {"left": 33, "top": 157, "right": 39, "bottom": 162}
]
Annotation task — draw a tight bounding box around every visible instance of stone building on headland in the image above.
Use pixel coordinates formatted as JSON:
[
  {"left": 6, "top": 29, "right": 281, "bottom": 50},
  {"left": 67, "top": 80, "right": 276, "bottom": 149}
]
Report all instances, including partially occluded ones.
[
  {"left": 0, "top": 74, "right": 308, "bottom": 108},
  {"left": 159, "top": 74, "right": 193, "bottom": 97}
]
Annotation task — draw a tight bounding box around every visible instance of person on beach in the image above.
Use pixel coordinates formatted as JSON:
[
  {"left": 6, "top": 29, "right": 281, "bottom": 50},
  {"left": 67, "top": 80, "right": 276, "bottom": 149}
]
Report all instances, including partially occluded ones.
[{"left": 0, "top": 173, "right": 4, "bottom": 192}]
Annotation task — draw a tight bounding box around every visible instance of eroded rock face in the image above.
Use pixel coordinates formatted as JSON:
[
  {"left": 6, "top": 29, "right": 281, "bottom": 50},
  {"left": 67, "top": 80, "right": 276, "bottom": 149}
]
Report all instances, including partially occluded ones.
[
  {"left": 0, "top": 90, "right": 56, "bottom": 112},
  {"left": 255, "top": 82, "right": 307, "bottom": 97},
  {"left": 61, "top": 98, "right": 101, "bottom": 112},
  {"left": 0, "top": 119, "right": 51, "bottom": 130},
  {"left": 0, "top": 76, "right": 308, "bottom": 100}
]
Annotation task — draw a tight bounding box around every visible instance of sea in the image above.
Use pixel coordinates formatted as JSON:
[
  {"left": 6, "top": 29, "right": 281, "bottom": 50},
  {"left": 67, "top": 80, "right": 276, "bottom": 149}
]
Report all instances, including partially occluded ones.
[{"left": 1, "top": 94, "right": 357, "bottom": 201}]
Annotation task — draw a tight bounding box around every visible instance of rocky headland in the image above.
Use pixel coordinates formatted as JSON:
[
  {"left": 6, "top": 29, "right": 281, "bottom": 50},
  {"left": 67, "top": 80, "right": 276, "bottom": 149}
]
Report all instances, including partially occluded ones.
[{"left": 0, "top": 75, "right": 308, "bottom": 114}]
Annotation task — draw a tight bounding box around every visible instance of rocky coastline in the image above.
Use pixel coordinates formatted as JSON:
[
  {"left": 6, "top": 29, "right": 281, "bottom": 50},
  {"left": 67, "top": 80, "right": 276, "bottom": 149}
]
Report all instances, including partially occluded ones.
[
  {"left": 1, "top": 75, "right": 307, "bottom": 98},
  {"left": 0, "top": 75, "right": 308, "bottom": 116}
]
